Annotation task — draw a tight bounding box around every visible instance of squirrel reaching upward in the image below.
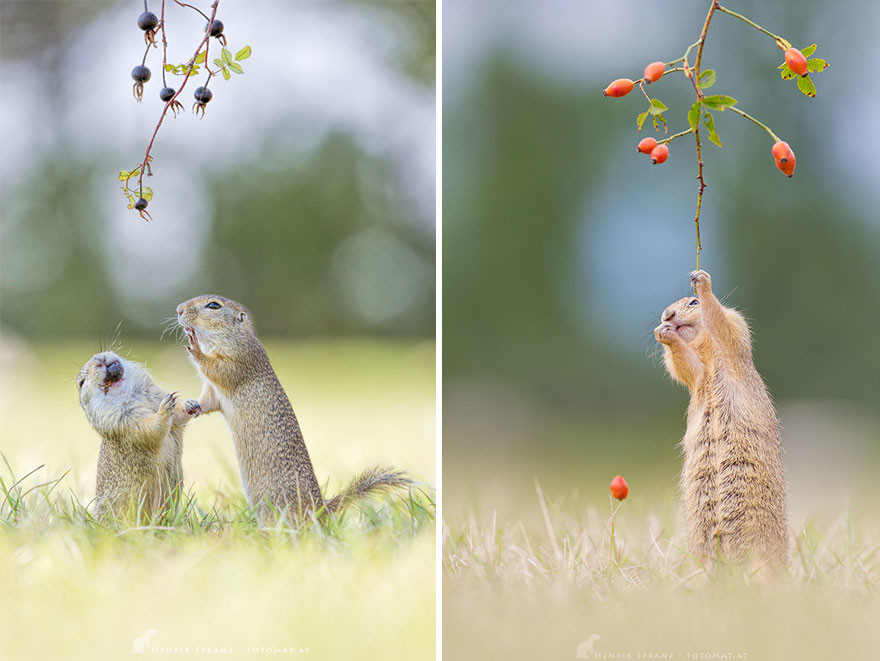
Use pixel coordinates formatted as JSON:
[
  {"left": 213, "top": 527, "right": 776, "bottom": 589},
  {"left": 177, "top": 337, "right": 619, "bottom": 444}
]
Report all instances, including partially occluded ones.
[
  {"left": 176, "top": 295, "right": 410, "bottom": 524},
  {"left": 655, "top": 270, "right": 788, "bottom": 567},
  {"left": 77, "top": 351, "right": 200, "bottom": 519}
]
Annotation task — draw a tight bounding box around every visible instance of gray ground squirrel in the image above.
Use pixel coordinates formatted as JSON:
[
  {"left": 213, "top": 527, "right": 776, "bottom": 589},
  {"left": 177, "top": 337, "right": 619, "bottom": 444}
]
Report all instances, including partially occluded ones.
[
  {"left": 654, "top": 270, "right": 788, "bottom": 567},
  {"left": 176, "top": 295, "right": 411, "bottom": 523},
  {"left": 77, "top": 351, "right": 201, "bottom": 518}
]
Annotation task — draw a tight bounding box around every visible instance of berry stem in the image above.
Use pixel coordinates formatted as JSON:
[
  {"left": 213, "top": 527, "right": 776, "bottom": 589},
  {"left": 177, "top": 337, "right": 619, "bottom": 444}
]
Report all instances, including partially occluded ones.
[
  {"left": 657, "top": 128, "right": 695, "bottom": 145},
  {"left": 716, "top": 5, "right": 790, "bottom": 50},
  {"left": 160, "top": 0, "right": 168, "bottom": 88},
  {"left": 728, "top": 106, "right": 781, "bottom": 142},
  {"left": 131, "top": 0, "right": 220, "bottom": 198},
  {"left": 173, "top": 0, "right": 211, "bottom": 22},
  {"left": 689, "top": 0, "right": 719, "bottom": 275}
]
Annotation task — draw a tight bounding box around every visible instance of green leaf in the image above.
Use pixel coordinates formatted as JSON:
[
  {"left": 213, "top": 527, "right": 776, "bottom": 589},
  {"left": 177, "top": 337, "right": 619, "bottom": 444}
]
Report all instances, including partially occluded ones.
[
  {"left": 125, "top": 193, "right": 136, "bottom": 209},
  {"left": 235, "top": 45, "right": 252, "bottom": 61},
  {"left": 222, "top": 68, "right": 231, "bottom": 81},
  {"left": 140, "top": 187, "right": 154, "bottom": 202},
  {"left": 780, "top": 66, "right": 796, "bottom": 80},
  {"left": 807, "top": 58, "right": 829, "bottom": 73},
  {"left": 636, "top": 110, "right": 649, "bottom": 132},
  {"left": 118, "top": 170, "right": 129, "bottom": 181},
  {"left": 687, "top": 101, "right": 702, "bottom": 132},
  {"left": 702, "top": 95, "right": 737, "bottom": 111},
  {"left": 228, "top": 62, "right": 244, "bottom": 74},
  {"left": 648, "top": 98, "right": 668, "bottom": 115},
  {"left": 221, "top": 48, "right": 233, "bottom": 64},
  {"left": 165, "top": 64, "right": 177, "bottom": 72},
  {"left": 800, "top": 44, "right": 818, "bottom": 57},
  {"left": 796, "top": 74, "right": 817, "bottom": 98},
  {"left": 697, "top": 69, "right": 715, "bottom": 89},
  {"left": 195, "top": 51, "right": 207, "bottom": 64},
  {"left": 703, "top": 111, "right": 722, "bottom": 147},
  {"left": 652, "top": 113, "right": 667, "bottom": 133},
  {"left": 214, "top": 58, "right": 225, "bottom": 69}
]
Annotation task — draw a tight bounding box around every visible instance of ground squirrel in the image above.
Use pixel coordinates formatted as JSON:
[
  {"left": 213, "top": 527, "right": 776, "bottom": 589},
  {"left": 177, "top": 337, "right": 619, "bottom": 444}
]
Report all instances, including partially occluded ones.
[
  {"left": 176, "top": 295, "right": 410, "bottom": 523},
  {"left": 654, "top": 270, "right": 788, "bottom": 566},
  {"left": 77, "top": 351, "right": 201, "bottom": 518}
]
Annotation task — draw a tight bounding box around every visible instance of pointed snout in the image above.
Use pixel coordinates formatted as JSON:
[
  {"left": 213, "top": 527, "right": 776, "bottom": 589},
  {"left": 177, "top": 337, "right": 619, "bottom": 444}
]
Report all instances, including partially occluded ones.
[{"left": 176, "top": 303, "right": 184, "bottom": 317}]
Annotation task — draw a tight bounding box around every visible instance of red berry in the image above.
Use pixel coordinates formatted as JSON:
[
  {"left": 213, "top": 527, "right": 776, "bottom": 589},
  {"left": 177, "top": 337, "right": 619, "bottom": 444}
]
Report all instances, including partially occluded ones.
[
  {"left": 771, "top": 140, "right": 792, "bottom": 163},
  {"left": 776, "top": 150, "right": 796, "bottom": 177},
  {"left": 643, "top": 61, "right": 665, "bottom": 83},
  {"left": 650, "top": 143, "right": 669, "bottom": 164},
  {"left": 637, "top": 137, "right": 658, "bottom": 154},
  {"left": 785, "top": 48, "right": 808, "bottom": 76},
  {"left": 610, "top": 475, "right": 629, "bottom": 501},
  {"left": 602, "top": 78, "right": 634, "bottom": 98}
]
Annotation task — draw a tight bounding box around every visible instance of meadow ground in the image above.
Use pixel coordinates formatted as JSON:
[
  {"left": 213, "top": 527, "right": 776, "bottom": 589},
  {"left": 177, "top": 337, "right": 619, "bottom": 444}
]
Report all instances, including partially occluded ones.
[
  {"left": 0, "top": 339, "right": 435, "bottom": 661},
  {"left": 442, "top": 417, "right": 880, "bottom": 661}
]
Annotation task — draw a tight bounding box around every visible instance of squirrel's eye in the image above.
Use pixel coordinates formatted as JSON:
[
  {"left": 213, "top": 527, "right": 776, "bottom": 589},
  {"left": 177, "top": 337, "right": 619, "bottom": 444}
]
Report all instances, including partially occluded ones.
[
  {"left": 77, "top": 378, "right": 85, "bottom": 389},
  {"left": 206, "top": 301, "right": 221, "bottom": 310},
  {"left": 688, "top": 298, "right": 699, "bottom": 306}
]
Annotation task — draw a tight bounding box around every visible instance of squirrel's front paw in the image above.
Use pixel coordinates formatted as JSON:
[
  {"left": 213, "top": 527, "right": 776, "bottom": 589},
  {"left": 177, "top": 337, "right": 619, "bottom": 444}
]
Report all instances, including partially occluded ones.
[
  {"left": 690, "top": 269, "right": 711, "bottom": 293},
  {"left": 655, "top": 323, "right": 678, "bottom": 344},
  {"left": 159, "top": 392, "right": 178, "bottom": 417},
  {"left": 184, "top": 399, "right": 201, "bottom": 417}
]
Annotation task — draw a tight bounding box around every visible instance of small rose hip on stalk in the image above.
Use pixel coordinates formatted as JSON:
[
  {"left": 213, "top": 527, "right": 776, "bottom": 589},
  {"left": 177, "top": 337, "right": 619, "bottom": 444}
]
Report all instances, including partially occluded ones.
[
  {"left": 643, "top": 61, "right": 666, "bottom": 83},
  {"left": 784, "top": 47, "right": 808, "bottom": 77},
  {"left": 607, "top": 474, "right": 629, "bottom": 566},
  {"left": 603, "top": 78, "right": 635, "bottom": 98},
  {"left": 650, "top": 143, "right": 669, "bottom": 165},
  {"left": 771, "top": 140, "right": 796, "bottom": 177},
  {"left": 637, "top": 137, "right": 657, "bottom": 154},
  {"left": 610, "top": 475, "right": 629, "bottom": 500}
]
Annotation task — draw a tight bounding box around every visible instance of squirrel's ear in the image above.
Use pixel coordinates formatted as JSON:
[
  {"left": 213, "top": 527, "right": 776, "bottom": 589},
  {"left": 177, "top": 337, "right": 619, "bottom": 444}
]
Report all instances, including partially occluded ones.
[{"left": 237, "top": 312, "right": 246, "bottom": 323}]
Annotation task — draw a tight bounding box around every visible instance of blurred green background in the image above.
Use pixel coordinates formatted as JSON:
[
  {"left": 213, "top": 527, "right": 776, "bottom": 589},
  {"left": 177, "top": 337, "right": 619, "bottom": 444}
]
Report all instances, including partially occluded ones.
[
  {"left": 443, "top": 0, "right": 880, "bottom": 519},
  {"left": 0, "top": 0, "right": 434, "bottom": 338}
]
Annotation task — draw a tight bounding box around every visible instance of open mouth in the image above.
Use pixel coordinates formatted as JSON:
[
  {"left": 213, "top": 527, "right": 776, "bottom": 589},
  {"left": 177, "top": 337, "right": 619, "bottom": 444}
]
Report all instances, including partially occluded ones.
[{"left": 99, "top": 360, "right": 124, "bottom": 394}]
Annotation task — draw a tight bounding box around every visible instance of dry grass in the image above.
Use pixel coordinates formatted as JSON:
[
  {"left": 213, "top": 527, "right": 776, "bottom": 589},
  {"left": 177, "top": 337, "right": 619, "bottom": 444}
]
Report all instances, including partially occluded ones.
[{"left": 443, "top": 479, "right": 880, "bottom": 660}]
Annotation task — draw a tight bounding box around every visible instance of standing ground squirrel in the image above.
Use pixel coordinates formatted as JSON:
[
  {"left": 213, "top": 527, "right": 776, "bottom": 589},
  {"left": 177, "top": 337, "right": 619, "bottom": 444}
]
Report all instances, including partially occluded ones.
[
  {"left": 654, "top": 270, "right": 788, "bottom": 567},
  {"left": 77, "top": 351, "right": 200, "bottom": 518},
  {"left": 176, "top": 295, "right": 411, "bottom": 523}
]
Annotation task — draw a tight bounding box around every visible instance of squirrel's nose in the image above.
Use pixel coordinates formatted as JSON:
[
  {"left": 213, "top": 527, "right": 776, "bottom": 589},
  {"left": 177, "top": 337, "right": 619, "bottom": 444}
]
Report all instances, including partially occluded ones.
[
  {"left": 176, "top": 304, "right": 183, "bottom": 317},
  {"left": 662, "top": 309, "right": 675, "bottom": 322}
]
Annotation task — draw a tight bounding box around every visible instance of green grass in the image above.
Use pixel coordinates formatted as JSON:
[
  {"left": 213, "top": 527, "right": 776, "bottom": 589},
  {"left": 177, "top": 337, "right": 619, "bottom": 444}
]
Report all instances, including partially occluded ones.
[
  {"left": 443, "top": 479, "right": 880, "bottom": 660},
  {"left": 0, "top": 340, "right": 435, "bottom": 661}
]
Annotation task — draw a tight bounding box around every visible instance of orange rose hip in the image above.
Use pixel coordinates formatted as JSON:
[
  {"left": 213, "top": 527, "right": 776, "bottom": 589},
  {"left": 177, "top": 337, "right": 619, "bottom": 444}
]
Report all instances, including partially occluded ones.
[
  {"left": 610, "top": 475, "right": 629, "bottom": 500},
  {"left": 643, "top": 61, "right": 665, "bottom": 83},
  {"left": 771, "top": 140, "right": 792, "bottom": 163},
  {"left": 650, "top": 143, "right": 669, "bottom": 164},
  {"left": 785, "top": 48, "right": 808, "bottom": 76},
  {"left": 637, "top": 137, "right": 658, "bottom": 154},
  {"left": 602, "top": 78, "right": 635, "bottom": 98}
]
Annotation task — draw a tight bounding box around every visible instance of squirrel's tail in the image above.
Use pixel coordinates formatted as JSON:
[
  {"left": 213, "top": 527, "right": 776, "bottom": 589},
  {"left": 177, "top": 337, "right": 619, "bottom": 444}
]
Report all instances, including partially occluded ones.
[{"left": 324, "top": 465, "right": 411, "bottom": 514}]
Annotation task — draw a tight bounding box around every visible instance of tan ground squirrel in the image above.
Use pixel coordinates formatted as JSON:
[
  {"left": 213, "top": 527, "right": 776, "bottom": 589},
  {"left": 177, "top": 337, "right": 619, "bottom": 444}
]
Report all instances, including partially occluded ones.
[
  {"left": 77, "top": 351, "right": 201, "bottom": 518},
  {"left": 654, "top": 270, "right": 788, "bottom": 566},
  {"left": 176, "top": 295, "right": 410, "bottom": 523}
]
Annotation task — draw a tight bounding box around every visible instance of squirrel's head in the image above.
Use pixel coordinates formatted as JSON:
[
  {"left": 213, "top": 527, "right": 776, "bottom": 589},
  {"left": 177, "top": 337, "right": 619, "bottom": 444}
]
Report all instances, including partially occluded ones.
[
  {"left": 77, "top": 351, "right": 149, "bottom": 432},
  {"left": 659, "top": 295, "right": 703, "bottom": 343},
  {"left": 176, "top": 295, "right": 254, "bottom": 355}
]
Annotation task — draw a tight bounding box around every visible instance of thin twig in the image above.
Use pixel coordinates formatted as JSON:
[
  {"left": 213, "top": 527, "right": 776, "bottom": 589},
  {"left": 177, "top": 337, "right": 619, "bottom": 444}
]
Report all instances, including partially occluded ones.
[{"left": 131, "top": 1, "right": 220, "bottom": 197}]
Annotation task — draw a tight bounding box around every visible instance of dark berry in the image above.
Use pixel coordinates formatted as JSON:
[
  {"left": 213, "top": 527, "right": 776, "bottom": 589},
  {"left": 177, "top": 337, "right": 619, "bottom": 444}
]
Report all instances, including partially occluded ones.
[
  {"left": 131, "top": 65, "right": 151, "bottom": 83},
  {"left": 205, "top": 19, "right": 224, "bottom": 37},
  {"left": 138, "top": 11, "right": 159, "bottom": 31},
  {"left": 134, "top": 198, "right": 148, "bottom": 211},
  {"left": 159, "top": 87, "right": 176, "bottom": 102},
  {"left": 193, "top": 86, "right": 213, "bottom": 104}
]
